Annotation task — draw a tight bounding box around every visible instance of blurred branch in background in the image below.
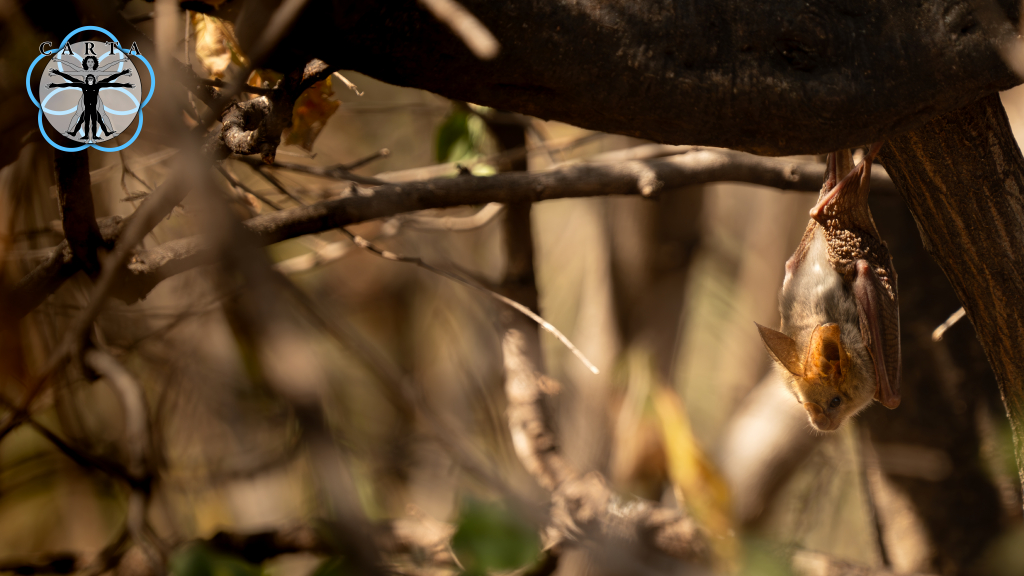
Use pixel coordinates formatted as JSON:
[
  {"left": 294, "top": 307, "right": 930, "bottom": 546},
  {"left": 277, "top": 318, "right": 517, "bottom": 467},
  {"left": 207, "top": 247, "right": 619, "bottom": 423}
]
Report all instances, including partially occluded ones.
[{"left": 498, "top": 194, "right": 710, "bottom": 572}]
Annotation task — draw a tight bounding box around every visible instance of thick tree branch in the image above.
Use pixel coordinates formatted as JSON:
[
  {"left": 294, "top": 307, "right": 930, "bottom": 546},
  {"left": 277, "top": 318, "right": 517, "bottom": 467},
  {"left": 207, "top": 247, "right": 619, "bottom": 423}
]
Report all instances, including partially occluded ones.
[
  {"left": 6, "top": 1, "right": 1022, "bottom": 172},
  {"left": 4, "top": 216, "right": 123, "bottom": 322},
  {"left": 285, "top": 0, "right": 1022, "bottom": 155},
  {"left": 7, "top": 1, "right": 1020, "bottom": 168},
  {"left": 54, "top": 151, "right": 104, "bottom": 277},
  {"left": 216, "top": 60, "right": 336, "bottom": 163},
  {"left": 879, "top": 93, "right": 1024, "bottom": 500}
]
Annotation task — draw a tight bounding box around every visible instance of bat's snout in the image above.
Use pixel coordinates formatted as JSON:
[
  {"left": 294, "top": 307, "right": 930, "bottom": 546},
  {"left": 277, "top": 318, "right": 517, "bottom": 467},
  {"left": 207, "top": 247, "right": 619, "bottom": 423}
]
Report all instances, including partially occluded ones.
[{"left": 803, "top": 402, "right": 838, "bottom": 431}]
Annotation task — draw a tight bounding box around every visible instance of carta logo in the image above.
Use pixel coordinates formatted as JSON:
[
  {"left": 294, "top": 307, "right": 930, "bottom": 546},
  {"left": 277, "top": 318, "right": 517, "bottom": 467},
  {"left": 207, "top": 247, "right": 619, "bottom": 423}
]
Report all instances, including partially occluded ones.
[{"left": 26, "top": 26, "right": 154, "bottom": 152}]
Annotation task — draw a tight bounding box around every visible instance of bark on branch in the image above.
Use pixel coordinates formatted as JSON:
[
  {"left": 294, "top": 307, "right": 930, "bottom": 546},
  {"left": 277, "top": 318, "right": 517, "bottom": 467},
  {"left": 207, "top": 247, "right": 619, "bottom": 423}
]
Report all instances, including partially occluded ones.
[
  {"left": 109, "top": 151, "right": 897, "bottom": 304},
  {"left": 7, "top": 149, "right": 894, "bottom": 318},
  {"left": 7, "top": 1, "right": 1020, "bottom": 166},
  {"left": 215, "top": 60, "right": 335, "bottom": 163},
  {"left": 54, "top": 150, "right": 104, "bottom": 277},
  {"left": 284, "top": 0, "right": 1021, "bottom": 154},
  {"left": 879, "top": 93, "right": 1024, "bottom": 499}
]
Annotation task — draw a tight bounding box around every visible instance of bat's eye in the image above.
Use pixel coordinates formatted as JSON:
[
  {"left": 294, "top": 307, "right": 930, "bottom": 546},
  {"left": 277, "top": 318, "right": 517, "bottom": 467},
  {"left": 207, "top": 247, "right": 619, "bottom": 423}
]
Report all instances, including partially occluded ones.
[{"left": 829, "top": 396, "right": 842, "bottom": 409}]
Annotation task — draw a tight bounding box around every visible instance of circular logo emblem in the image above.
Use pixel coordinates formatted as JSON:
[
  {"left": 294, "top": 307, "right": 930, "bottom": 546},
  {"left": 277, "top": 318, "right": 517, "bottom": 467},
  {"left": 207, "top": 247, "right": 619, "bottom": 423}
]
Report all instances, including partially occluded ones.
[{"left": 38, "top": 41, "right": 143, "bottom": 144}]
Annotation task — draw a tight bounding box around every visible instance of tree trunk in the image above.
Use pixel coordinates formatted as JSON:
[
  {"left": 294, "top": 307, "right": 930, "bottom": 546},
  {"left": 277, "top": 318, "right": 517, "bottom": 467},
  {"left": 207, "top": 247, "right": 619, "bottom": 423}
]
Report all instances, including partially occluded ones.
[{"left": 878, "top": 93, "right": 1024, "bottom": 503}]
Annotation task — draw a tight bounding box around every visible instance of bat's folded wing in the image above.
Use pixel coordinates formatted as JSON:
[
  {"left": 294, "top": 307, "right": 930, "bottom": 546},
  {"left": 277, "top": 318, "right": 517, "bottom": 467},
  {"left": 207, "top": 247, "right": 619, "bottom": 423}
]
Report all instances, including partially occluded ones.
[{"left": 853, "top": 259, "right": 902, "bottom": 409}]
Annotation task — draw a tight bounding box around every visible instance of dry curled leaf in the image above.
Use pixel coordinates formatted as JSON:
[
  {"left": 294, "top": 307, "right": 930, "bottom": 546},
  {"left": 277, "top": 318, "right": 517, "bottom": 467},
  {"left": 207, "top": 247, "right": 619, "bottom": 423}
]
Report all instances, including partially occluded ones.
[
  {"left": 192, "top": 13, "right": 246, "bottom": 78},
  {"left": 283, "top": 77, "right": 341, "bottom": 152}
]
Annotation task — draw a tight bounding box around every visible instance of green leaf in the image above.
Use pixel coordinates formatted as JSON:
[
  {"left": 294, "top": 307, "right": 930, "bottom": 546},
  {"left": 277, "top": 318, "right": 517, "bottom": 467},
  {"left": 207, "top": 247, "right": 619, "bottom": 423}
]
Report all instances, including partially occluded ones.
[
  {"left": 308, "top": 557, "right": 351, "bottom": 576},
  {"left": 435, "top": 107, "right": 491, "bottom": 164},
  {"left": 740, "top": 537, "right": 794, "bottom": 576},
  {"left": 169, "top": 544, "right": 261, "bottom": 576},
  {"left": 451, "top": 498, "right": 540, "bottom": 576},
  {"left": 436, "top": 108, "right": 470, "bottom": 164}
]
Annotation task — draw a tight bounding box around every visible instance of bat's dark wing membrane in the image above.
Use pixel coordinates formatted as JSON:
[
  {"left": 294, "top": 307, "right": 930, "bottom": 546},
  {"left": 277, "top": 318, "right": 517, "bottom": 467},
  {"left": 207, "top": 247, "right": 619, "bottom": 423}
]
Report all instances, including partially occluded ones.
[{"left": 852, "top": 259, "right": 901, "bottom": 409}]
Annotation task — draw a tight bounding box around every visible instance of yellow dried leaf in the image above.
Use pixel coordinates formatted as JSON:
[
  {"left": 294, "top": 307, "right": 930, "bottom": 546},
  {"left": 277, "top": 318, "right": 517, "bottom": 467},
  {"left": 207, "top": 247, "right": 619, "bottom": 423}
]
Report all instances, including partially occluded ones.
[
  {"left": 192, "top": 13, "right": 246, "bottom": 78},
  {"left": 653, "top": 386, "right": 738, "bottom": 571},
  {"left": 282, "top": 77, "right": 341, "bottom": 151}
]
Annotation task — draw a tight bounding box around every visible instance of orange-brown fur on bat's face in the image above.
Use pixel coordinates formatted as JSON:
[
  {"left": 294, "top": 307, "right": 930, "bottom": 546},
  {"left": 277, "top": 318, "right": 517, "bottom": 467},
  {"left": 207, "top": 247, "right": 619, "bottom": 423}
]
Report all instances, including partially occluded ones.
[
  {"left": 797, "top": 324, "right": 854, "bottom": 432},
  {"left": 756, "top": 322, "right": 872, "bottom": 431}
]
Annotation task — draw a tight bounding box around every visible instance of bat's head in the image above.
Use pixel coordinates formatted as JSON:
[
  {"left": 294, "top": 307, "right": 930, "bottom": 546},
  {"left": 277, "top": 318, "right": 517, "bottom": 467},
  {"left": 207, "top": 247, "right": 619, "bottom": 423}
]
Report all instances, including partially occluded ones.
[{"left": 756, "top": 322, "right": 874, "bottom": 431}]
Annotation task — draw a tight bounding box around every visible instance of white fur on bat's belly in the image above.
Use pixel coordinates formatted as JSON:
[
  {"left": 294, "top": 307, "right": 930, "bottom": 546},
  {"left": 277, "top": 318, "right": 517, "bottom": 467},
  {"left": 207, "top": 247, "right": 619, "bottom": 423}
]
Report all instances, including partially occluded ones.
[
  {"left": 779, "top": 227, "right": 865, "bottom": 356},
  {"left": 773, "top": 227, "right": 877, "bottom": 426}
]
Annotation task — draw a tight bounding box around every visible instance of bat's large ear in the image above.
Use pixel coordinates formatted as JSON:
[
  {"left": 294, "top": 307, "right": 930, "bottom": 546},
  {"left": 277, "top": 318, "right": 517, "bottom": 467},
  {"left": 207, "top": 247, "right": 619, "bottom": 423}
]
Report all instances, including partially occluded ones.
[
  {"left": 803, "top": 323, "right": 850, "bottom": 381},
  {"left": 755, "top": 323, "right": 803, "bottom": 376}
]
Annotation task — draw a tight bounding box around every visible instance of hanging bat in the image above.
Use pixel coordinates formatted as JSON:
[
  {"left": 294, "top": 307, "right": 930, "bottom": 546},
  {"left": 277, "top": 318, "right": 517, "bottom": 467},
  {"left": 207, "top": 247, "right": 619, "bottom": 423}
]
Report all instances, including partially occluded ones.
[{"left": 756, "top": 144, "right": 900, "bottom": 432}]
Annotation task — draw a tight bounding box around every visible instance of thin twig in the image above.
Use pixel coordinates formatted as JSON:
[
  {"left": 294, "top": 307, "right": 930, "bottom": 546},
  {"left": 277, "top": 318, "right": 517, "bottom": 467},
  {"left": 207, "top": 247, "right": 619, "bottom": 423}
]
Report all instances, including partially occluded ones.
[
  {"left": 275, "top": 240, "right": 351, "bottom": 274},
  {"left": 418, "top": 0, "right": 500, "bottom": 60},
  {"left": 0, "top": 392, "right": 136, "bottom": 485},
  {"left": 339, "top": 148, "right": 390, "bottom": 171},
  {"left": 496, "top": 201, "right": 709, "bottom": 564},
  {"left": 275, "top": 273, "right": 528, "bottom": 502},
  {"left": 232, "top": 155, "right": 388, "bottom": 186},
  {"left": 83, "top": 350, "right": 152, "bottom": 478},
  {"left": 246, "top": 0, "right": 312, "bottom": 66},
  {"left": 254, "top": 165, "right": 309, "bottom": 206},
  {"left": 401, "top": 202, "right": 505, "bottom": 231},
  {"left": 216, "top": 163, "right": 283, "bottom": 211},
  {"left": 374, "top": 132, "right": 607, "bottom": 183},
  {"left": 932, "top": 307, "right": 967, "bottom": 342},
  {"left": 83, "top": 349, "right": 163, "bottom": 571},
  {"left": 118, "top": 150, "right": 157, "bottom": 210},
  {"left": 339, "top": 228, "right": 600, "bottom": 375},
  {"left": 54, "top": 148, "right": 178, "bottom": 195},
  {"left": 332, "top": 71, "right": 364, "bottom": 96}
]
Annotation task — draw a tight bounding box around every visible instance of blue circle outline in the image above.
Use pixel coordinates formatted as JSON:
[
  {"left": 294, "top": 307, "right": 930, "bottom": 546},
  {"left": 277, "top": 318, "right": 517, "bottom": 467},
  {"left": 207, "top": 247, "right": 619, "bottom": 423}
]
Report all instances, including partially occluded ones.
[{"left": 26, "top": 26, "right": 154, "bottom": 152}]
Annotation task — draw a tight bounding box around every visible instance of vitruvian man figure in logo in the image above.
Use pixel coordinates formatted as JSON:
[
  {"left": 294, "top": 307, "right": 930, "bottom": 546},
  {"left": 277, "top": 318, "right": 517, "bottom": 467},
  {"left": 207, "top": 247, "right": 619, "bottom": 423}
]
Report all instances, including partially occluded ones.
[{"left": 46, "top": 56, "right": 134, "bottom": 141}]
